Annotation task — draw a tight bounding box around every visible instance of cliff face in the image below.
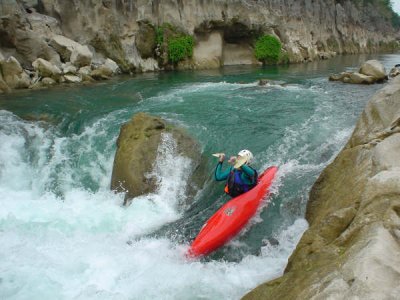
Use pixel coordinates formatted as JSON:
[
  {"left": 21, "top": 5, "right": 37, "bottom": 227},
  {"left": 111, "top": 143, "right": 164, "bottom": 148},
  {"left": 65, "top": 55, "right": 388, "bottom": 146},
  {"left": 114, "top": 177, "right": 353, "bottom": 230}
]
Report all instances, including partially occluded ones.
[
  {"left": 243, "top": 76, "right": 400, "bottom": 299},
  {"left": 0, "top": 0, "right": 399, "bottom": 92},
  {"left": 1, "top": 0, "right": 399, "bottom": 69}
]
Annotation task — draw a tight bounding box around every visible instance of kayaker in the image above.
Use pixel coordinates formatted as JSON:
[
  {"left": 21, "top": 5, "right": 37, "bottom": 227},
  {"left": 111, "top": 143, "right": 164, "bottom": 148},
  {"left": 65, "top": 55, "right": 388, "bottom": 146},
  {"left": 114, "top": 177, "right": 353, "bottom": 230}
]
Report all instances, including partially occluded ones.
[{"left": 214, "top": 149, "right": 258, "bottom": 197}]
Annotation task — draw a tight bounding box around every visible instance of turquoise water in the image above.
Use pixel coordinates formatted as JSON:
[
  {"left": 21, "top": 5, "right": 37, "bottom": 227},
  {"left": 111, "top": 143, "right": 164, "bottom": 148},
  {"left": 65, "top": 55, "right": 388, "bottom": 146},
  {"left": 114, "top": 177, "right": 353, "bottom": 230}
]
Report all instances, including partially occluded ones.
[{"left": 0, "top": 54, "right": 399, "bottom": 299}]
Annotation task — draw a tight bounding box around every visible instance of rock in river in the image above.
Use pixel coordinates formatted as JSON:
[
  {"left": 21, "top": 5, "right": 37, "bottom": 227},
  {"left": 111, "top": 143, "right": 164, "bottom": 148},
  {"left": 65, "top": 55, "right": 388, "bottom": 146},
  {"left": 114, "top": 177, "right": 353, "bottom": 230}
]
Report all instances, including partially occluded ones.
[{"left": 111, "top": 112, "right": 205, "bottom": 206}]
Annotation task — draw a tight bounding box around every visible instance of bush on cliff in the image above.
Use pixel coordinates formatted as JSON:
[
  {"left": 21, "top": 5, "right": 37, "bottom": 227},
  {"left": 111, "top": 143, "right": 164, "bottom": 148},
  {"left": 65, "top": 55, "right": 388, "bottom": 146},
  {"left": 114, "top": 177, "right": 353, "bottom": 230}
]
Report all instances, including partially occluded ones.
[
  {"left": 254, "top": 35, "right": 282, "bottom": 64},
  {"left": 168, "top": 35, "right": 194, "bottom": 63}
]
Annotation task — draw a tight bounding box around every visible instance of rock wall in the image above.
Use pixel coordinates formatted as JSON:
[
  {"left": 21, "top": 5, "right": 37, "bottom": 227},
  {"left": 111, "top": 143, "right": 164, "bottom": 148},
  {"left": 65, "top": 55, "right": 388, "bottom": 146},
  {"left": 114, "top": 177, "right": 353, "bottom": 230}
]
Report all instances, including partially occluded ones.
[
  {"left": 0, "top": 0, "right": 399, "bottom": 93},
  {"left": 243, "top": 77, "right": 400, "bottom": 299}
]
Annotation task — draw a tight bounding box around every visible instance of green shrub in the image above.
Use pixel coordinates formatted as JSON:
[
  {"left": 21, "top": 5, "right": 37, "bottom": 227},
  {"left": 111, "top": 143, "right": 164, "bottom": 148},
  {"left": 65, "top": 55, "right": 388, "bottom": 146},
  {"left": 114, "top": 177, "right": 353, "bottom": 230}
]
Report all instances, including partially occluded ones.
[
  {"left": 168, "top": 35, "right": 194, "bottom": 63},
  {"left": 254, "top": 35, "right": 282, "bottom": 64}
]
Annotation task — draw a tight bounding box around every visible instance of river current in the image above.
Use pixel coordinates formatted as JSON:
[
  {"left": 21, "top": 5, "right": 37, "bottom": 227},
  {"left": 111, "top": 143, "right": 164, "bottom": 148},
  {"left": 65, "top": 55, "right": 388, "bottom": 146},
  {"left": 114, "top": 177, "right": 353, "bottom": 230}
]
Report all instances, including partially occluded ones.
[{"left": 1, "top": 54, "right": 399, "bottom": 299}]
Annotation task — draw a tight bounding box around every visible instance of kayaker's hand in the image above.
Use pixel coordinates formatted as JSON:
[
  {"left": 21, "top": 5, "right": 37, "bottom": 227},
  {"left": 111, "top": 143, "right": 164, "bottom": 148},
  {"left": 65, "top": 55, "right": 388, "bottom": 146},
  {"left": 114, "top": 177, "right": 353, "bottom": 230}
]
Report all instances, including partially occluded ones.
[
  {"left": 219, "top": 153, "right": 225, "bottom": 162},
  {"left": 228, "top": 156, "right": 237, "bottom": 165}
]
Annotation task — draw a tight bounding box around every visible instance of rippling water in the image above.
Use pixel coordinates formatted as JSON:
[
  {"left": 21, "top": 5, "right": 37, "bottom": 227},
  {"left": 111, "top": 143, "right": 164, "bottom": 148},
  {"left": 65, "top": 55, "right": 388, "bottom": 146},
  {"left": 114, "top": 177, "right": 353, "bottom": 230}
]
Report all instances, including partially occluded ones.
[{"left": 0, "top": 54, "right": 399, "bottom": 299}]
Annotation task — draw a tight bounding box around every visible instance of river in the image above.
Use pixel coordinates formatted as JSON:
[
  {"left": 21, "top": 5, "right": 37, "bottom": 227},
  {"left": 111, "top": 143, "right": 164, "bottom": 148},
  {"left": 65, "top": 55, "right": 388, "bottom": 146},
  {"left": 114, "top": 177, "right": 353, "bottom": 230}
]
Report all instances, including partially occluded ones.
[{"left": 0, "top": 54, "right": 399, "bottom": 299}]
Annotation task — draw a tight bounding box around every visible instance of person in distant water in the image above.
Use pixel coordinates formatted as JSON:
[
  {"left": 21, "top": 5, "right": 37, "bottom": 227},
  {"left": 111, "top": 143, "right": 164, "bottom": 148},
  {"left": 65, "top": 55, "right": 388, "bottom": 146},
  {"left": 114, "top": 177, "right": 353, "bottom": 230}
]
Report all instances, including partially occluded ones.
[{"left": 214, "top": 149, "right": 258, "bottom": 198}]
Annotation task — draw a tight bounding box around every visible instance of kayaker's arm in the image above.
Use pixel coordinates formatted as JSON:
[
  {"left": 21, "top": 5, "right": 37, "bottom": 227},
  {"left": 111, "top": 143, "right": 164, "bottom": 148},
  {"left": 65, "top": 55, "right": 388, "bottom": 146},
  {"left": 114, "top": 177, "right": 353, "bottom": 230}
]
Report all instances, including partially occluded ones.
[{"left": 215, "top": 162, "right": 231, "bottom": 181}]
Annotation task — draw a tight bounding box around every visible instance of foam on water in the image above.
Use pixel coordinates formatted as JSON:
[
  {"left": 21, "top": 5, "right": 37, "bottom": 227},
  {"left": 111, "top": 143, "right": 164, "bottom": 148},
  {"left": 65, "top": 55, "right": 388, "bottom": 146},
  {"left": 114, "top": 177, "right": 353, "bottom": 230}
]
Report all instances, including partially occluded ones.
[{"left": 0, "top": 108, "right": 310, "bottom": 300}]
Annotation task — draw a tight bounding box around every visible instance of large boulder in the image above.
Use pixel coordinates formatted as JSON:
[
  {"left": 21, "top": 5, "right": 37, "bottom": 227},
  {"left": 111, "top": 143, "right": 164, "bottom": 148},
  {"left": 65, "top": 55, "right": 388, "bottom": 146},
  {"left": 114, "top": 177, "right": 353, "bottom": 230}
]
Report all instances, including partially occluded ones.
[
  {"left": 0, "top": 56, "right": 31, "bottom": 89},
  {"left": 244, "top": 77, "right": 400, "bottom": 300},
  {"left": 50, "top": 35, "right": 93, "bottom": 67},
  {"left": 111, "top": 113, "right": 204, "bottom": 205},
  {"left": 359, "top": 59, "right": 387, "bottom": 82}
]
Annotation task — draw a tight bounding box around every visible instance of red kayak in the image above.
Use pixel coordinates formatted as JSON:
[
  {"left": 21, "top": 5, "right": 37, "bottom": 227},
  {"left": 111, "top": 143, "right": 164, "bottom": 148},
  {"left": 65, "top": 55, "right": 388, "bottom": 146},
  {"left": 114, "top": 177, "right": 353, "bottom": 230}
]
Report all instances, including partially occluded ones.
[{"left": 187, "top": 166, "right": 278, "bottom": 257}]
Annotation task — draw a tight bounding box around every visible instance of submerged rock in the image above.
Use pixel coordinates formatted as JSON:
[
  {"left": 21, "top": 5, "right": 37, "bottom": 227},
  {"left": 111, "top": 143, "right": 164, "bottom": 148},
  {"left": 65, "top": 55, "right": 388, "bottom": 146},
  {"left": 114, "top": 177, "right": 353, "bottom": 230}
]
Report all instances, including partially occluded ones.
[
  {"left": 111, "top": 112, "right": 205, "bottom": 206},
  {"left": 244, "top": 77, "right": 400, "bottom": 300},
  {"left": 258, "top": 79, "right": 269, "bottom": 86}
]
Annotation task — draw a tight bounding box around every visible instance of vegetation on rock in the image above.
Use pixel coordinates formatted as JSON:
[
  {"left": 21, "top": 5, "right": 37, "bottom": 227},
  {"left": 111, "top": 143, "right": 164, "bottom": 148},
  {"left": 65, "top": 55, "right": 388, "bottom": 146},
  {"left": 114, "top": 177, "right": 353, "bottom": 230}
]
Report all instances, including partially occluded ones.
[
  {"left": 167, "top": 35, "right": 194, "bottom": 63},
  {"left": 254, "top": 35, "right": 282, "bottom": 64}
]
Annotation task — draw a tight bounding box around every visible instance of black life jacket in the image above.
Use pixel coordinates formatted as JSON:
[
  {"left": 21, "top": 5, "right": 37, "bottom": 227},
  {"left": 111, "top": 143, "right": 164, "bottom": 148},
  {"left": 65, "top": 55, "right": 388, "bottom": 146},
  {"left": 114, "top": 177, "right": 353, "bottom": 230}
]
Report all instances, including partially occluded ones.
[{"left": 224, "top": 168, "right": 258, "bottom": 198}]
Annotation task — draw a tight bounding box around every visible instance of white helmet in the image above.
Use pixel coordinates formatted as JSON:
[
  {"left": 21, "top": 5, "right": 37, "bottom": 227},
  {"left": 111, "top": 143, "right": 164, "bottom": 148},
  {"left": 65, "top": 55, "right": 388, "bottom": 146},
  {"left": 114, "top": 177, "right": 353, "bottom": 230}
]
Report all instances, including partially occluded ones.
[{"left": 237, "top": 149, "right": 253, "bottom": 164}]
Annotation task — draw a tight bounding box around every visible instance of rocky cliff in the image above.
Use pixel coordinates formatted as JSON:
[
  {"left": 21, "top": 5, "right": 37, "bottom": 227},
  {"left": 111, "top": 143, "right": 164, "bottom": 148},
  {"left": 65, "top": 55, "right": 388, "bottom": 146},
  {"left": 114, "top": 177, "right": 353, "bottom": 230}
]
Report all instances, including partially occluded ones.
[
  {"left": 243, "top": 76, "right": 400, "bottom": 299},
  {"left": 0, "top": 0, "right": 399, "bottom": 93}
]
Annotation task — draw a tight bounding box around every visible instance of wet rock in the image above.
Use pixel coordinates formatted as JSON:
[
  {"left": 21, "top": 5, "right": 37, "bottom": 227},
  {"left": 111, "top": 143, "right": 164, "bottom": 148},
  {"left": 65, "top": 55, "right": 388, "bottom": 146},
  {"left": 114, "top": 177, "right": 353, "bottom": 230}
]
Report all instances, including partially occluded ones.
[
  {"left": 329, "top": 72, "right": 351, "bottom": 82},
  {"left": 111, "top": 112, "right": 203, "bottom": 206},
  {"left": 258, "top": 79, "right": 269, "bottom": 86},
  {"left": 359, "top": 60, "right": 387, "bottom": 81},
  {"left": 348, "top": 72, "right": 375, "bottom": 84}
]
